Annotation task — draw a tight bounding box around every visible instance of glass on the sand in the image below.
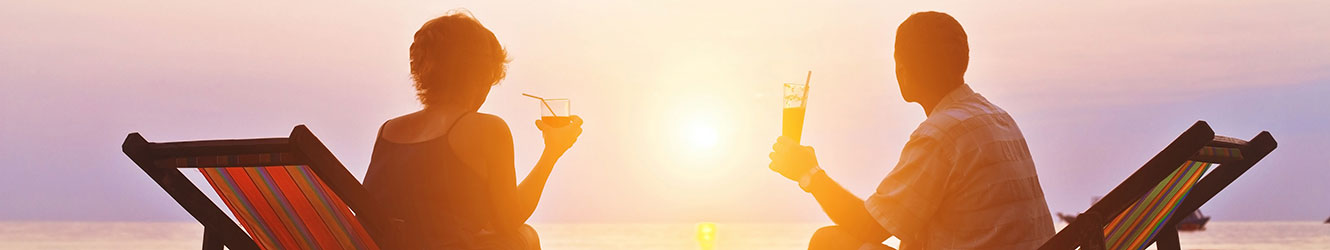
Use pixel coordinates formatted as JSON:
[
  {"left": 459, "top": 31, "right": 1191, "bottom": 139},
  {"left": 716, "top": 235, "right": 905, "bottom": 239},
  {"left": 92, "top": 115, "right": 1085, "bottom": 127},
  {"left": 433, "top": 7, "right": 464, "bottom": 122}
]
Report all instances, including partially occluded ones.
[
  {"left": 783, "top": 71, "right": 812, "bottom": 143},
  {"left": 523, "top": 93, "right": 572, "bottom": 127}
]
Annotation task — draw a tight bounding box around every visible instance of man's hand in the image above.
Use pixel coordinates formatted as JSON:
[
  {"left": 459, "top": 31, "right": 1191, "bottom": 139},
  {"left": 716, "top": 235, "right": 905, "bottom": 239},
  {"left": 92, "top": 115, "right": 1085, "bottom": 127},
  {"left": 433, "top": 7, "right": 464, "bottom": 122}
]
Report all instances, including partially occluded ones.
[
  {"left": 769, "top": 136, "right": 819, "bottom": 181},
  {"left": 768, "top": 136, "right": 889, "bottom": 241}
]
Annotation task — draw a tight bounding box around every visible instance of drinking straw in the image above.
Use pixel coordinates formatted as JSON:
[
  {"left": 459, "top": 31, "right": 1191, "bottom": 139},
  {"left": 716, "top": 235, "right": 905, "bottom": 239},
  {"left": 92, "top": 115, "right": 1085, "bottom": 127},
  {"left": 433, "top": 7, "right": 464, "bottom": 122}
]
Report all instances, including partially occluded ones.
[
  {"left": 522, "top": 93, "right": 561, "bottom": 116},
  {"left": 801, "top": 71, "right": 812, "bottom": 106}
]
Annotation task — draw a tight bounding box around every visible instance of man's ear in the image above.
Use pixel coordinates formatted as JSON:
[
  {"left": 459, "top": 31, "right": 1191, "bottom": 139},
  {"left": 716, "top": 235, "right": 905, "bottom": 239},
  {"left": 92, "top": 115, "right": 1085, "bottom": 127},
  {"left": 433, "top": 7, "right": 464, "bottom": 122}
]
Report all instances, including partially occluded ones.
[{"left": 896, "top": 65, "right": 915, "bottom": 102}]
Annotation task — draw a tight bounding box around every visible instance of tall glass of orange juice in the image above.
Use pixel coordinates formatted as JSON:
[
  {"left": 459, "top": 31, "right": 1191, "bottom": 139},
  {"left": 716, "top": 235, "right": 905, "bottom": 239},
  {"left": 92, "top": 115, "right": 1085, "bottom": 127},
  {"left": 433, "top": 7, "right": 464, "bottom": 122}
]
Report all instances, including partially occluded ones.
[{"left": 782, "top": 72, "right": 810, "bottom": 143}]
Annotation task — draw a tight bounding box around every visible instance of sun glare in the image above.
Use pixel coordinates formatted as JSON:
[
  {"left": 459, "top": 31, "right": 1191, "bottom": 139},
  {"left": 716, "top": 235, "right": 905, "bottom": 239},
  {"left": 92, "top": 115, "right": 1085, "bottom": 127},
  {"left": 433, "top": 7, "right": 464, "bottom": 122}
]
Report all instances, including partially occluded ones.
[{"left": 685, "top": 122, "right": 719, "bottom": 150}]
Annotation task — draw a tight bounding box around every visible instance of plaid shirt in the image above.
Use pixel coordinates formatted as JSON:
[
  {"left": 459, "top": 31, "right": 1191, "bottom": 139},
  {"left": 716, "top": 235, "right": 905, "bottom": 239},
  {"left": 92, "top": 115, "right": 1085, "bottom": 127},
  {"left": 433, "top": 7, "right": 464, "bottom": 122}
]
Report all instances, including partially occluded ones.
[{"left": 865, "top": 84, "right": 1055, "bottom": 250}]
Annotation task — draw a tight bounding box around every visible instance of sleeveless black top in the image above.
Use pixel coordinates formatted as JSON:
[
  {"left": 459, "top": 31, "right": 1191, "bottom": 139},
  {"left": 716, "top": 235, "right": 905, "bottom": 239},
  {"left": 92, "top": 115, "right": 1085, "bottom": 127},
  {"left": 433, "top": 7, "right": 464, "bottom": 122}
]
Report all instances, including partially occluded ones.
[{"left": 363, "top": 112, "right": 507, "bottom": 248}]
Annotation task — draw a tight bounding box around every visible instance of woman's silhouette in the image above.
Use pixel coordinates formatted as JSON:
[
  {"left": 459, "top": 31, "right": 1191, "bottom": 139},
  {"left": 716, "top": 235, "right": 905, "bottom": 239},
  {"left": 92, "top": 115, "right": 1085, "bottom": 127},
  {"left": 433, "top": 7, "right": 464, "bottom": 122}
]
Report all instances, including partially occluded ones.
[{"left": 363, "top": 11, "right": 583, "bottom": 249}]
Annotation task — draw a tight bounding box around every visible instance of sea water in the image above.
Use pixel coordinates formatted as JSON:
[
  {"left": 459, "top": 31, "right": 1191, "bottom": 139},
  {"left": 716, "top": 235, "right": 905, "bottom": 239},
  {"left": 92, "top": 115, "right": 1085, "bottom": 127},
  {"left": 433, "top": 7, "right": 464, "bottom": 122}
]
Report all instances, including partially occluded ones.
[{"left": 1, "top": 222, "right": 1327, "bottom": 249}]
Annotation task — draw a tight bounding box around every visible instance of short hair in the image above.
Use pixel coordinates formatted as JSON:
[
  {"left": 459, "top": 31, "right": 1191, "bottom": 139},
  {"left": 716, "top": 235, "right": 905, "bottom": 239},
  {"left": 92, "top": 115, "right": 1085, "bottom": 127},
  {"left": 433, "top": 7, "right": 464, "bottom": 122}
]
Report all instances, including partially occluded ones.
[
  {"left": 895, "top": 11, "right": 969, "bottom": 83},
  {"left": 409, "top": 10, "right": 509, "bottom": 107}
]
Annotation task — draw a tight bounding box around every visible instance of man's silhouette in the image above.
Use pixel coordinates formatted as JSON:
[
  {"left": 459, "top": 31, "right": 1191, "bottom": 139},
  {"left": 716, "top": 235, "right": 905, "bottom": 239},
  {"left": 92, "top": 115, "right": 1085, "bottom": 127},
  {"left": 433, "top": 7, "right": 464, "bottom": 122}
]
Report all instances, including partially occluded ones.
[{"left": 768, "top": 11, "right": 1055, "bottom": 250}]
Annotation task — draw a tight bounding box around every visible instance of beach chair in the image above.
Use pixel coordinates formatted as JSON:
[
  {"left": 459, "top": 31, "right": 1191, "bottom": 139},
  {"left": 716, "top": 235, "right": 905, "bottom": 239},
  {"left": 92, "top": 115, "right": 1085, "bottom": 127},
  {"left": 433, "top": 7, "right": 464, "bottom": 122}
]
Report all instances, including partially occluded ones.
[
  {"left": 1039, "top": 121, "right": 1276, "bottom": 250},
  {"left": 123, "top": 125, "right": 392, "bottom": 250}
]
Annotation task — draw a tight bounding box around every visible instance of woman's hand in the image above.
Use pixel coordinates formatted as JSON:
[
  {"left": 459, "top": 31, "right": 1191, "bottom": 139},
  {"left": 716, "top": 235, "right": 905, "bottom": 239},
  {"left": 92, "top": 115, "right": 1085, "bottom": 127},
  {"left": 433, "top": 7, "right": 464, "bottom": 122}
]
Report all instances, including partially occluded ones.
[{"left": 535, "top": 115, "right": 583, "bottom": 157}]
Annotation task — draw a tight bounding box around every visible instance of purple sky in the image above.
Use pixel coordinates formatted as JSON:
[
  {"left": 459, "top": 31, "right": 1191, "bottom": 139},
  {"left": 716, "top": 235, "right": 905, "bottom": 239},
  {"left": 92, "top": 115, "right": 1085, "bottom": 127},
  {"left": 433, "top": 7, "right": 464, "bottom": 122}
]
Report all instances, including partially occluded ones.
[{"left": 2, "top": 0, "right": 1328, "bottom": 223}]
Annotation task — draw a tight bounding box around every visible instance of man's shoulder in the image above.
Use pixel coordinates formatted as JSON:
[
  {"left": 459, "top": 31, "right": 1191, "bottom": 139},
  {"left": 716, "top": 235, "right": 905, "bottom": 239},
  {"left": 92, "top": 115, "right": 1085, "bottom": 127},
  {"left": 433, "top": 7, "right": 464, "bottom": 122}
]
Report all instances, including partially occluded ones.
[
  {"left": 920, "top": 95, "right": 1008, "bottom": 128},
  {"left": 913, "top": 95, "right": 1024, "bottom": 146}
]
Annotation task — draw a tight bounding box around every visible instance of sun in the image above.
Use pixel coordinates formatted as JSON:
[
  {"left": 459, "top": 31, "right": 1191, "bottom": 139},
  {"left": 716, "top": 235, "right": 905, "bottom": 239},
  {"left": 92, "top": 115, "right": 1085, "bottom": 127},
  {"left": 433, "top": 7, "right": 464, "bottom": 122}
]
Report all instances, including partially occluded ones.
[{"left": 685, "top": 122, "right": 719, "bottom": 150}]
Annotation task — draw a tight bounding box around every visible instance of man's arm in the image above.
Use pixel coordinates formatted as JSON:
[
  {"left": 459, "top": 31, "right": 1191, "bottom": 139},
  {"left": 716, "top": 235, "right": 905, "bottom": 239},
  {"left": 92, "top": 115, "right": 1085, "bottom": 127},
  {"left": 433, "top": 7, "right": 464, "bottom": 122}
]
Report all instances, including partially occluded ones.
[
  {"left": 769, "top": 136, "right": 891, "bottom": 242},
  {"left": 804, "top": 171, "right": 891, "bottom": 243}
]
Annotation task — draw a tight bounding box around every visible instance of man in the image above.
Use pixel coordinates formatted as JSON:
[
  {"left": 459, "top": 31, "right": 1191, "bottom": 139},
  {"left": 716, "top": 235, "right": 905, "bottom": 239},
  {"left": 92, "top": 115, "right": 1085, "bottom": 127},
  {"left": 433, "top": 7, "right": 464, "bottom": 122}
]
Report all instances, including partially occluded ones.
[{"left": 768, "top": 11, "right": 1055, "bottom": 250}]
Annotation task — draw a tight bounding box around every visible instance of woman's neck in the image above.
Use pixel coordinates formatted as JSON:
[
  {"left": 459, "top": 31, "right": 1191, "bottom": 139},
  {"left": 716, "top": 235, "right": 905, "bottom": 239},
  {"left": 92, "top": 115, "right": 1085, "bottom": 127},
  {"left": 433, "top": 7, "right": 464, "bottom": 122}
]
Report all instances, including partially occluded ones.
[{"left": 422, "top": 104, "right": 475, "bottom": 115}]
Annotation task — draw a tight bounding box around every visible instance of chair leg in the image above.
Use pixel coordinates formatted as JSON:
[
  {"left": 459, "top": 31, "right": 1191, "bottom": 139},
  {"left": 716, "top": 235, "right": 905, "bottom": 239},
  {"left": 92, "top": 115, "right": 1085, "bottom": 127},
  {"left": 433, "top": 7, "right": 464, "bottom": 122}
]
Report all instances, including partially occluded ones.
[
  {"left": 1154, "top": 227, "right": 1181, "bottom": 250},
  {"left": 202, "top": 227, "right": 224, "bottom": 250}
]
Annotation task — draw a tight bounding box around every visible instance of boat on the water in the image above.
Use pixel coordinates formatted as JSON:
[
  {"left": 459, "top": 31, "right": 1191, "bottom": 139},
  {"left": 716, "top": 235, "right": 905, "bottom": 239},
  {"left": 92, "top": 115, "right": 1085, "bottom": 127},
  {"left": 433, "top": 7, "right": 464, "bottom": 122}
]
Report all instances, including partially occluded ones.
[
  {"left": 1056, "top": 212, "right": 1077, "bottom": 224},
  {"left": 1175, "top": 210, "right": 1210, "bottom": 231}
]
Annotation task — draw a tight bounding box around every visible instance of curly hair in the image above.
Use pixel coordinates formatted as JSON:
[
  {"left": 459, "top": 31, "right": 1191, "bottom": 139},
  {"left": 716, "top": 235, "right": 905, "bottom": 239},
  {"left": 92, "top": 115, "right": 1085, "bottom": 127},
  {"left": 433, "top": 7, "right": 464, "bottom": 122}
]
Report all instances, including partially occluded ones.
[{"left": 409, "top": 10, "right": 510, "bottom": 107}]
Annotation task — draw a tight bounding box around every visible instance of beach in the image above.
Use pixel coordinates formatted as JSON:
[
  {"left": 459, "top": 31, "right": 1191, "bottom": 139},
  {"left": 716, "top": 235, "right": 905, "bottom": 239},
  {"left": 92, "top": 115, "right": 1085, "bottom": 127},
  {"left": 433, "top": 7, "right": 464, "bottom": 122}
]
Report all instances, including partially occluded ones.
[{"left": 2, "top": 221, "right": 1327, "bottom": 249}]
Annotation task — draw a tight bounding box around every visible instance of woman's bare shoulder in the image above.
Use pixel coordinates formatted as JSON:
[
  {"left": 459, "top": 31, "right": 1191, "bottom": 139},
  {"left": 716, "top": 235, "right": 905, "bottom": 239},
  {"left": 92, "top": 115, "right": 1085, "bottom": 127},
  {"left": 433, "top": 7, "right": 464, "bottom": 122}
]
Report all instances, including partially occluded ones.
[
  {"left": 452, "top": 112, "right": 511, "bottom": 137},
  {"left": 379, "top": 110, "right": 441, "bottom": 143},
  {"left": 380, "top": 111, "right": 417, "bottom": 128},
  {"left": 449, "top": 112, "right": 515, "bottom": 169}
]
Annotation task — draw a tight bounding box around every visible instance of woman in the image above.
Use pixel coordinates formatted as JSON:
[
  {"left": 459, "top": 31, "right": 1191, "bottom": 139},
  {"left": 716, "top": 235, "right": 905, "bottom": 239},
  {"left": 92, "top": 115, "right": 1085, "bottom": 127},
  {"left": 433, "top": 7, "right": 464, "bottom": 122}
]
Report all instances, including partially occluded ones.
[{"left": 363, "top": 11, "right": 583, "bottom": 249}]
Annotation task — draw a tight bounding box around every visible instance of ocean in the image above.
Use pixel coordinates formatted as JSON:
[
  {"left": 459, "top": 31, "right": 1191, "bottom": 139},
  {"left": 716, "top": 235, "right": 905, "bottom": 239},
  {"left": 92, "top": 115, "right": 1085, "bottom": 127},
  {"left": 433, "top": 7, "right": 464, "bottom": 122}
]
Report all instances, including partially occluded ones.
[{"left": 1, "top": 222, "right": 1326, "bottom": 249}]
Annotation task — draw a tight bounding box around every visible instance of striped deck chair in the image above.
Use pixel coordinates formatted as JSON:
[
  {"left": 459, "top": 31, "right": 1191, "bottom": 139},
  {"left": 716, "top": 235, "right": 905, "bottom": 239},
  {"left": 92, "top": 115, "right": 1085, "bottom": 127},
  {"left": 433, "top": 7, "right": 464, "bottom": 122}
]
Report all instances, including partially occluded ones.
[
  {"left": 1039, "top": 121, "right": 1277, "bottom": 250},
  {"left": 123, "top": 125, "right": 393, "bottom": 250}
]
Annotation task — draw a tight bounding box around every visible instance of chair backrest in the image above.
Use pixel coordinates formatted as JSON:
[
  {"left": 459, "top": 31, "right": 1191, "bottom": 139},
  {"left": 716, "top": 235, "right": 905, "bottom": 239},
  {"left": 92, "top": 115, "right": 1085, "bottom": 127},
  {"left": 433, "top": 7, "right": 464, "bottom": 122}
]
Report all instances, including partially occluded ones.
[
  {"left": 124, "top": 125, "right": 389, "bottom": 250},
  {"left": 1100, "top": 146, "right": 1240, "bottom": 250},
  {"left": 187, "top": 156, "right": 377, "bottom": 249},
  {"left": 1037, "top": 121, "right": 1277, "bottom": 250},
  {"left": 1100, "top": 160, "right": 1212, "bottom": 250}
]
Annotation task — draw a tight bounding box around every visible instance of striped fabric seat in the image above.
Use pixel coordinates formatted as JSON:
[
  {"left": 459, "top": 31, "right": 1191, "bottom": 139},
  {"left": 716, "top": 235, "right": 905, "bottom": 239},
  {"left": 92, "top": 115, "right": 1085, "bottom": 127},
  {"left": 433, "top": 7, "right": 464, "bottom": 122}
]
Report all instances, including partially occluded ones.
[
  {"left": 1100, "top": 146, "right": 1241, "bottom": 250},
  {"left": 1036, "top": 122, "right": 1277, "bottom": 250},
  {"left": 124, "top": 126, "right": 397, "bottom": 249},
  {"left": 199, "top": 165, "right": 380, "bottom": 250}
]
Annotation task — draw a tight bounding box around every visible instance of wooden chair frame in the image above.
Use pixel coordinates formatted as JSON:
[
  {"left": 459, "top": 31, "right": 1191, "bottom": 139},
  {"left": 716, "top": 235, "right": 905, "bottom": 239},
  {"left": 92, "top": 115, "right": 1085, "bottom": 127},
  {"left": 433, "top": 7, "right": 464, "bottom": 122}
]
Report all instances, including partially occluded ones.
[
  {"left": 123, "top": 125, "right": 393, "bottom": 250},
  {"left": 1039, "top": 121, "right": 1276, "bottom": 250}
]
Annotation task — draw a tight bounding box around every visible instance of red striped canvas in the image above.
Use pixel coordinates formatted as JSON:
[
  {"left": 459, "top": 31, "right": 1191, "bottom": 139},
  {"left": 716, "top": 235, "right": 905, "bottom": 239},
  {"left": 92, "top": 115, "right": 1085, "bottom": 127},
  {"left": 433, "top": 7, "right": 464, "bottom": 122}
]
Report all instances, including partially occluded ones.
[{"left": 200, "top": 165, "right": 379, "bottom": 250}]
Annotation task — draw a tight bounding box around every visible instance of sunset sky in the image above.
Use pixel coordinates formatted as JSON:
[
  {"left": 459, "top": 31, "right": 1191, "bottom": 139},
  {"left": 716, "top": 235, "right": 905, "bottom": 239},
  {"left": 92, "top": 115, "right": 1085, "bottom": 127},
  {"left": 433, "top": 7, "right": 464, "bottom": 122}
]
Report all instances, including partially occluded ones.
[{"left": 2, "top": 0, "right": 1328, "bottom": 224}]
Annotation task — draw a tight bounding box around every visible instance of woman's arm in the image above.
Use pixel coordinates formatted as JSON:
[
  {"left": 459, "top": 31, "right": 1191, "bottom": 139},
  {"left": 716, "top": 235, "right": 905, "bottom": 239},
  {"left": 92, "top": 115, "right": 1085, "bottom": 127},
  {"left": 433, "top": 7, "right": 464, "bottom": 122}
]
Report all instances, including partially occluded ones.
[
  {"left": 511, "top": 146, "right": 564, "bottom": 222},
  {"left": 512, "top": 116, "right": 583, "bottom": 222},
  {"left": 474, "top": 115, "right": 522, "bottom": 232},
  {"left": 478, "top": 115, "right": 583, "bottom": 230}
]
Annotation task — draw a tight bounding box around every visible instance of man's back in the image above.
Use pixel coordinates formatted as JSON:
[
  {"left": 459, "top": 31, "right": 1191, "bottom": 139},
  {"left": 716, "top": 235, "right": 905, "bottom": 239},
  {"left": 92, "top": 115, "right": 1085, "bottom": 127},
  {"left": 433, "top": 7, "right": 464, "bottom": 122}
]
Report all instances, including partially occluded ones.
[{"left": 865, "top": 84, "right": 1054, "bottom": 250}]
